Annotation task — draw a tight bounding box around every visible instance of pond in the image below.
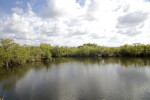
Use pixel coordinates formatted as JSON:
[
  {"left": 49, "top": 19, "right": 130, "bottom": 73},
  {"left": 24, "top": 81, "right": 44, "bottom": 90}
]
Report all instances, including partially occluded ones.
[{"left": 1, "top": 57, "right": 150, "bottom": 100}]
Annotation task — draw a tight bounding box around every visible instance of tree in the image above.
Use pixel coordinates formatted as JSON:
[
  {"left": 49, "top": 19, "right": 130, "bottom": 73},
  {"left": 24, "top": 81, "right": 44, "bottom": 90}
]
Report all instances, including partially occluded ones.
[
  {"left": 0, "top": 39, "right": 16, "bottom": 67},
  {"left": 0, "top": 46, "right": 4, "bottom": 67},
  {"left": 40, "top": 44, "right": 52, "bottom": 61},
  {"left": 11, "top": 45, "right": 28, "bottom": 65},
  {"left": 28, "top": 46, "right": 42, "bottom": 61},
  {"left": 51, "top": 46, "right": 63, "bottom": 57}
]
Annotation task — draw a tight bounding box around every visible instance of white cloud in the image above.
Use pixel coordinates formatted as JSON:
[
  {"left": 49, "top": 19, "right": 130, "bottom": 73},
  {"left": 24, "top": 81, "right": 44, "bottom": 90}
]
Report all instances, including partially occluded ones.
[
  {"left": 16, "top": 1, "right": 23, "bottom": 5},
  {"left": 11, "top": 7, "right": 24, "bottom": 14},
  {"left": 117, "top": 12, "right": 148, "bottom": 27},
  {"left": 1, "top": 0, "right": 150, "bottom": 46}
]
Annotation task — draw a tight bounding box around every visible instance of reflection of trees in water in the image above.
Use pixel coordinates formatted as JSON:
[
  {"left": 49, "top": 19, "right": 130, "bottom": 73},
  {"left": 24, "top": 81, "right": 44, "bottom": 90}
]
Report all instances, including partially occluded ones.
[
  {"left": 0, "top": 66, "right": 30, "bottom": 91},
  {"left": 52, "top": 57, "right": 150, "bottom": 67},
  {"left": 0, "top": 57, "right": 150, "bottom": 91},
  {"left": 103, "top": 57, "right": 150, "bottom": 67},
  {"left": 0, "top": 62, "right": 52, "bottom": 91}
]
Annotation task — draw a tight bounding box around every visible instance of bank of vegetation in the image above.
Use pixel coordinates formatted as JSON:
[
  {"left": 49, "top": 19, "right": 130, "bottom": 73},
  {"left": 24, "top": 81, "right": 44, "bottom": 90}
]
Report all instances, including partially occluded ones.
[{"left": 1, "top": 38, "right": 150, "bottom": 67}]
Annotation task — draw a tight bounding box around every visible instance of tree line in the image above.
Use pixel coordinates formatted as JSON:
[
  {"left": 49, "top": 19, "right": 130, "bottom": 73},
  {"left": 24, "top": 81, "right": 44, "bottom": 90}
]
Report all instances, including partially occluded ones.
[{"left": 1, "top": 38, "right": 150, "bottom": 67}]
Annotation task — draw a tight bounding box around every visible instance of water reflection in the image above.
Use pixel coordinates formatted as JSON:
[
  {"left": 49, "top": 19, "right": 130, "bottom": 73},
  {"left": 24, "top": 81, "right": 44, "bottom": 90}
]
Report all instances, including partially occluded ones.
[{"left": 1, "top": 57, "right": 150, "bottom": 100}]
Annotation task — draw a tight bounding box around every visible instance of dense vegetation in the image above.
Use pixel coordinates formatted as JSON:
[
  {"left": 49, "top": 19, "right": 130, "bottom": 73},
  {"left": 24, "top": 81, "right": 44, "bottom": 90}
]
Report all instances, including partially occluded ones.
[{"left": 1, "top": 38, "right": 150, "bottom": 67}]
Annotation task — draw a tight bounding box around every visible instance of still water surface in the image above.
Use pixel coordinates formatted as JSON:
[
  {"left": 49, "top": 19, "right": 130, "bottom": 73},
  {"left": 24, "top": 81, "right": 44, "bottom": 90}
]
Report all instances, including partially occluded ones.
[{"left": 1, "top": 57, "right": 150, "bottom": 100}]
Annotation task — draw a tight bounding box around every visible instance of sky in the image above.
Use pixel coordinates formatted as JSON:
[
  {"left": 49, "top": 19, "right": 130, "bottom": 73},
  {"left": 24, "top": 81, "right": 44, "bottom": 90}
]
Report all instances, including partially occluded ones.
[{"left": 0, "top": 0, "right": 150, "bottom": 46}]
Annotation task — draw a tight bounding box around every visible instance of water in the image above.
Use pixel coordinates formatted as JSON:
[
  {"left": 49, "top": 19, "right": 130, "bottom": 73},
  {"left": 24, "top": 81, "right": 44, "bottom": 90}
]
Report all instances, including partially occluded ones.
[{"left": 1, "top": 57, "right": 150, "bottom": 100}]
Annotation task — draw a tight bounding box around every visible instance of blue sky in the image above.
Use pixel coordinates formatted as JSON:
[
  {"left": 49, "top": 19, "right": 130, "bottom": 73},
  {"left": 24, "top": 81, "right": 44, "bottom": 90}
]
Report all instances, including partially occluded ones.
[
  {"left": 0, "top": 0, "right": 48, "bottom": 15},
  {"left": 76, "top": 0, "right": 86, "bottom": 6},
  {"left": 0, "top": 0, "right": 85, "bottom": 14},
  {"left": 0, "top": 0, "right": 150, "bottom": 46},
  {"left": 0, "top": 0, "right": 27, "bottom": 13}
]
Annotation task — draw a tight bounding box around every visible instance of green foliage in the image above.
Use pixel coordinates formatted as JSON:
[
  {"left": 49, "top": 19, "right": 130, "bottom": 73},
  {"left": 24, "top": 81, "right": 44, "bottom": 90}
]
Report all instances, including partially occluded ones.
[
  {"left": 51, "top": 46, "right": 63, "bottom": 57},
  {"left": 40, "top": 44, "right": 52, "bottom": 61},
  {"left": 1, "top": 38, "right": 150, "bottom": 67},
  {"left": 11, "top": 45, "right": 28, "bottom": 65},
  {"left": 0, "top": 38, "right": 14, "bottom": 49},
  {"left": 27, "top": 46, "right": 42, "bottom": 62},
  {"left": 83, "top": 43, "right": 98, "bottom": 47},
  {"left": 0, "top": 38, "right": 15, "bottom": 67},
  {"left": 0, "top": 47, "right": 4, "bottom": 66}
]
